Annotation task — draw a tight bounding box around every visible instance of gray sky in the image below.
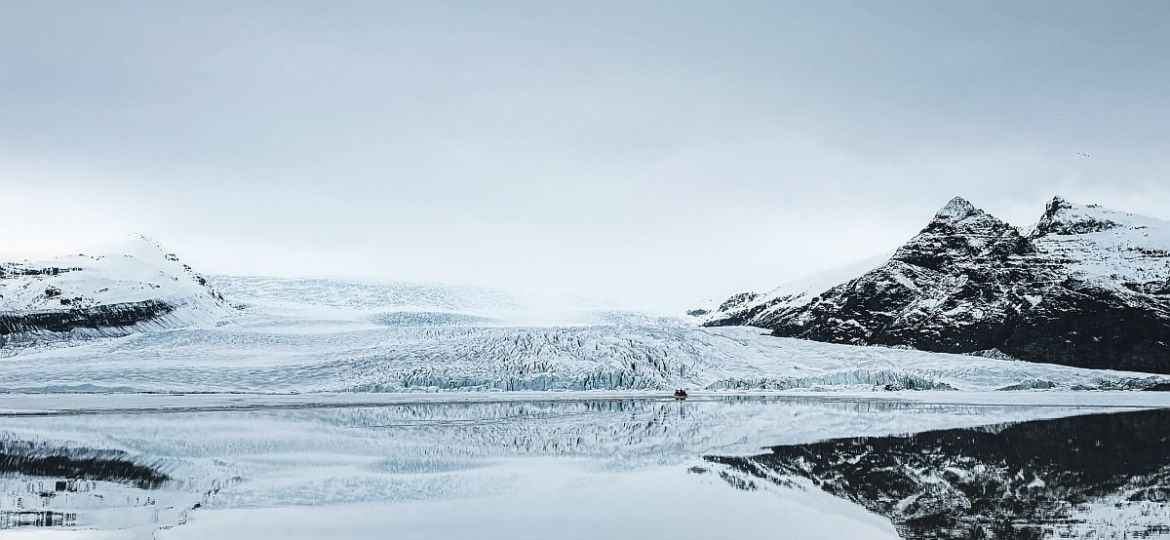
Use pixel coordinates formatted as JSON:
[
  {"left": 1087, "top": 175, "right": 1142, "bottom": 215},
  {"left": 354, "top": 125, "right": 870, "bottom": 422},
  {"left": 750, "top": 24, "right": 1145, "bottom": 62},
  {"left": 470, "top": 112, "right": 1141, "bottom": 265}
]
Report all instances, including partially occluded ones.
[{"left": 3, "top": 1, "right": 1169, "bottom": 311}]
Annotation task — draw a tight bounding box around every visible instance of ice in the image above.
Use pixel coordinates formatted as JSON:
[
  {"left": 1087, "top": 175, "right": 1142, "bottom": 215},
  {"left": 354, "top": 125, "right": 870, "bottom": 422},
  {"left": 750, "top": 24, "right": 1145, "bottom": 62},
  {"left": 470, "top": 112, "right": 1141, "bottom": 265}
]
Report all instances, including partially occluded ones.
[{"left": 2, "top": 285, "right": 1165, "bottom": 394}]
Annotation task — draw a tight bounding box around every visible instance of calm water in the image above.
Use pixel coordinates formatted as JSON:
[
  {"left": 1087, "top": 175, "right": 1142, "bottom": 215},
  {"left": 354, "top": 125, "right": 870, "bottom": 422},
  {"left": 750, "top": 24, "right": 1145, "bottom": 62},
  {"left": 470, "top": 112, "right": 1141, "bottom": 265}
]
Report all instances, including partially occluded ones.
[{"left": 1, "top": 395, "right": 1168, "bottom": 539}]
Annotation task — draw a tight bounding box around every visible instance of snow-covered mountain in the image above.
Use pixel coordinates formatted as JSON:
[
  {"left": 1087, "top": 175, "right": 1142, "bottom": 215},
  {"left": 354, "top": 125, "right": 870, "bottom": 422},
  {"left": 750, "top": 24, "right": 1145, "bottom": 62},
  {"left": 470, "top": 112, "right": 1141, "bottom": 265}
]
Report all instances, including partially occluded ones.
[
  {"left": 705, "top": 196, "right": 1170, "bottom": 373},
  {"left": 0, "top": 236, "right": 230, "bottom": 345}
]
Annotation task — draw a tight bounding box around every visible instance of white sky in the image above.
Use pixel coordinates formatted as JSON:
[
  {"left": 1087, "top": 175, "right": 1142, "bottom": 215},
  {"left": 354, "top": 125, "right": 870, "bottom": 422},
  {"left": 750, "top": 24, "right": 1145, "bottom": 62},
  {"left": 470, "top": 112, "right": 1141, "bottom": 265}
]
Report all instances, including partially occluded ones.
[{"left": 3, "top": 1, "right": 1169, "bottom": 311}]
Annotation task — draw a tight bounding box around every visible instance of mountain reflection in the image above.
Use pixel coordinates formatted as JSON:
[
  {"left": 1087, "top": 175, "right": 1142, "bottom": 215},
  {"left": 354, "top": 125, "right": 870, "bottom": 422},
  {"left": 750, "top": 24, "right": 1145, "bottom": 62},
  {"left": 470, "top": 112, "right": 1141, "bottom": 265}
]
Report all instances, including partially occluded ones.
[{"left": 708, "top": 409, "right": 1170, "bottom": 539}]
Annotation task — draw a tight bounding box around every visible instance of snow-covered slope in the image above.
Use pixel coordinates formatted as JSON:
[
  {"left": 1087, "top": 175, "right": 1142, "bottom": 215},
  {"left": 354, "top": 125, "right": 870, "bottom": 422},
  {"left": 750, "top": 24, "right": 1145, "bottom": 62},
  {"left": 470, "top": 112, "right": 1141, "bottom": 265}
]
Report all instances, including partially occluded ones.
[
  {"left": 703, "top": 252, "right": 891, "bottom": 327},
  {"left": 1031, "top": 197, "right": 1170, "bottom": 293},
  {"left": 705, "top": 196, "right": 1170, "bottom": 374},
  {"left": 0, "top": 236, "right": 230, "bottom": 344}
]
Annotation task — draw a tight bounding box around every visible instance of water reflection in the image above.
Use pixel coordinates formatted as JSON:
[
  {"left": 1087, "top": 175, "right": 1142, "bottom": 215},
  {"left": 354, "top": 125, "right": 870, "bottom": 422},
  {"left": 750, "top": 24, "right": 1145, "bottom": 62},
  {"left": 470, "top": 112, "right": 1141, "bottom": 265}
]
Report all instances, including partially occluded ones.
[
  {"left": 1, "top": 396, "right": 1166, "bottom": 538},
  {"left": 0, "top": 440, "right": 183, "bottom": 530},
  {"left": 708, "top": 409, "right": 1170, "bottom": 539},
  {"left": 0, "top": 440, "right": 168, "bottom": 488}
]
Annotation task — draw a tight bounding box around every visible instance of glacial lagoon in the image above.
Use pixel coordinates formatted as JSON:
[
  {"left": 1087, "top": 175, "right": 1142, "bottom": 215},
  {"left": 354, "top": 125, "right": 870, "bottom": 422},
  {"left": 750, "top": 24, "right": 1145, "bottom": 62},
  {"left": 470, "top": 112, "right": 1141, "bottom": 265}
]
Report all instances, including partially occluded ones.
[{"left": 2, "top": 393, "right": 1169, "bottom": 539}]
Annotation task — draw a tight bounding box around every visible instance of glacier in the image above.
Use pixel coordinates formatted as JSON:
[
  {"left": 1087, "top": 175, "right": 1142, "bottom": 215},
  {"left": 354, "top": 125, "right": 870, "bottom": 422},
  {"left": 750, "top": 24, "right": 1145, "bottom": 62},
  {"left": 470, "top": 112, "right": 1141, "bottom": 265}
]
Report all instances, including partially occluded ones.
[
  {"left": 0, "top": 272, "right": 1166, "bottom": 394},
  {"left": 4, "top": 224, "right": 1170, "bottom": 394}
]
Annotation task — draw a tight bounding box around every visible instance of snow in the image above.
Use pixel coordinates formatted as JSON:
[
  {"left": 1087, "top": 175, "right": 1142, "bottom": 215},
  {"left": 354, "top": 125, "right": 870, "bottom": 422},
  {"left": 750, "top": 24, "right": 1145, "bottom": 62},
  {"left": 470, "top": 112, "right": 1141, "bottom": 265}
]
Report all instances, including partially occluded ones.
[
  {"left": 890, "top": 270, "right": 920, "bottom": 292},
  {"left": 0, "top": 236, "right": 230, "bottom": 342},
  {"left": 702, "top": 251, "right": 891, "bottom": 325},
  {"left": 1, "top": 236, "right": 221, "bottom": 312},
  {"left": 1030, "top": 199, "right": 1170, "bottom": 294},
  {"left": 933, "top": 196, "right": 980, "bottom": 223}
]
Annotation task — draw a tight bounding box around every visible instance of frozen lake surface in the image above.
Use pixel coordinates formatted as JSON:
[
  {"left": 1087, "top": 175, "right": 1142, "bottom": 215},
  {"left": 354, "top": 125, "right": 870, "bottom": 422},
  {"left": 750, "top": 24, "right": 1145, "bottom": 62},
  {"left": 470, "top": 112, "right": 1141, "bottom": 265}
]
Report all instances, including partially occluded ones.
[{"left": 2, "top": 392, "right": 1169, "bottom": 539}]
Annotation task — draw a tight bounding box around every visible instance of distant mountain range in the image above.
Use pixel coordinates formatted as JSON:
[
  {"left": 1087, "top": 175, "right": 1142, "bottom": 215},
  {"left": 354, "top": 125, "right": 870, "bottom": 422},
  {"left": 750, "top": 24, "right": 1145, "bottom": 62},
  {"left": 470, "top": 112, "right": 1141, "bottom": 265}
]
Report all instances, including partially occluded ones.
[
  {"left": 704, "top": 196, "right": 1170, "bottom": 374},
  {"left": 5, "top": 197, "right": 1170, "bottom": 389}
]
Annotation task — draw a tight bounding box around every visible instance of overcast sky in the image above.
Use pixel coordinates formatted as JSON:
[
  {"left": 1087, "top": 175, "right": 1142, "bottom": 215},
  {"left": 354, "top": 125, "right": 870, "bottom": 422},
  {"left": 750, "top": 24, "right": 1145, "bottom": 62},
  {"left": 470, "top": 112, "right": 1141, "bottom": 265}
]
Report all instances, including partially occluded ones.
[{"left": 2, "top": 1, "right": 1168, "bottom": 310}]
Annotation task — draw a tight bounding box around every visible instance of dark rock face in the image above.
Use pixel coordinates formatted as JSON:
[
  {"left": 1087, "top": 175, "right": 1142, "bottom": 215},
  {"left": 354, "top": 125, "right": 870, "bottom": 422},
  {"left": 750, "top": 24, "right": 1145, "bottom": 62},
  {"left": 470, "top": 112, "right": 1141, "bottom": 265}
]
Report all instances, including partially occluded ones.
[
  {"left": 708, "top": 409, "right": 1170, "bottom": 539},
  {"left": 999, "top": 283, "right": 1170, "bottom": 372},
  {"left": 705, "top": 196, "right": 1170, "bottom": 374},
  {"left": 0, "top": 300, "right": 176, "bottom": 344},
  {"left": 0, "top": 264, "right": 83, "bottom": 279}
]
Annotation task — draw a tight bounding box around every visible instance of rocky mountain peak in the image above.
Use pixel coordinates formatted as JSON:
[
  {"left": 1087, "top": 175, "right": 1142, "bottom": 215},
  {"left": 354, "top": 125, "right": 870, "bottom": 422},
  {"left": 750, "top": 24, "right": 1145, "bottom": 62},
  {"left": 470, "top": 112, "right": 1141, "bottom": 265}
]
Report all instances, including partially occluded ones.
[
  {"left": 1033, "top": 195, "right": 1122, "bottom": 237},
  {"left": 892, "top": 197, "right": 1033, "bottom": 271},
  {"left": 932, "top": 196, "right": 981, "bottom": 223}
]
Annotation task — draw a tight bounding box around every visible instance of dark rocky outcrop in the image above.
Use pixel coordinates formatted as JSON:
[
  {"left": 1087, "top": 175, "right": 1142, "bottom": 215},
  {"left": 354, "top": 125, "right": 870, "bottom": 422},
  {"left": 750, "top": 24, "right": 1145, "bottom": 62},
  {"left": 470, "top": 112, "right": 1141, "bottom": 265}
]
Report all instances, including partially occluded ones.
[{"left": 0, "top": 300, "right": 176, "bottom": 344}]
